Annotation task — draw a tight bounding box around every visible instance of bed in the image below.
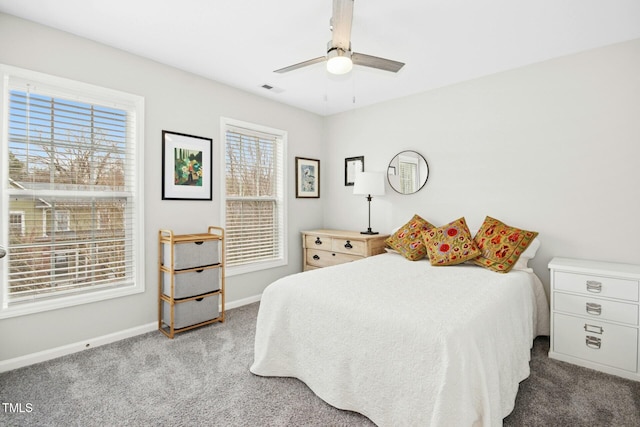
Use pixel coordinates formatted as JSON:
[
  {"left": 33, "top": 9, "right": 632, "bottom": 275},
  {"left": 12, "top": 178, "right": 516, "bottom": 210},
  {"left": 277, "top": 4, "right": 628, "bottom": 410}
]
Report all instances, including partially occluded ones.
[{"left": 250, "top": 251, "right": 550, "bottom": 426}]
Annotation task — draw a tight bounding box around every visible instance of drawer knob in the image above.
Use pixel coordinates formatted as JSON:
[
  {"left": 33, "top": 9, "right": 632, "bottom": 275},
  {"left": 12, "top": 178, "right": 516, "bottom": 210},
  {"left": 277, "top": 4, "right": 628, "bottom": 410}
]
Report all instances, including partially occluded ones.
[
  {"left": 584, "top": 323, "right": 604, "bottom": 334},
  {"left": 344, "top": 240, "right": 353, "bottom": 249},
  {"left": 315, "top": 237, "right": 323, "bottom": 245},
  {"left": 313, "top": 255, "right": 320, "bottom": 260},
  {"left": 585, "top": 335, "right": 602, "bottom": 349},
  {"left": 586, "top": 280, "right": 602, "bottom": 293},
  {"left": 585, "top": 302, "right": 602, "bottom": 316}
]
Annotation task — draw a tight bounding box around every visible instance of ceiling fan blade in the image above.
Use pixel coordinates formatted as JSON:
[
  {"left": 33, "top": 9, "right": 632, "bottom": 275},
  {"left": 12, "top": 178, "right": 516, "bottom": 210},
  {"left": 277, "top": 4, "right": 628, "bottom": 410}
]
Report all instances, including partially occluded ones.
[
  {"left": 331, "top": 0, "right": 354, "bottom": 50},
  {"left": 274, "top": 56, "right": 327, "bottom": 73},
  {"left": 352, "top": 52, "right": 405, "bottom": 73}
]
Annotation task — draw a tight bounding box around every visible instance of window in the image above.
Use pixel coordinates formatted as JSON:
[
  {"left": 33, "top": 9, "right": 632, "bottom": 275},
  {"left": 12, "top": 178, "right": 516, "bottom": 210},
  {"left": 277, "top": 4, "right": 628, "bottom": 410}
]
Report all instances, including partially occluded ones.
[
  {"left": 0, "top": 65, "right": 145, "bottom": 318},
  {"left": 221, "top": 118, "right": 287, "bottom": 275},
  {"left": 9, "top": 211, "right": 25, "bottom": 236}
]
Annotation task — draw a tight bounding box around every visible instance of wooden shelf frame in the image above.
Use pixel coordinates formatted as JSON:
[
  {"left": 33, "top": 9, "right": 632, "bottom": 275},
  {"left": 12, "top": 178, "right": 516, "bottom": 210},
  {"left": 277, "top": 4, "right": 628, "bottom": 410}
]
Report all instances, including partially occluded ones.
[{"left": 158, "top": 226, "right": 225, "bottom": 338}]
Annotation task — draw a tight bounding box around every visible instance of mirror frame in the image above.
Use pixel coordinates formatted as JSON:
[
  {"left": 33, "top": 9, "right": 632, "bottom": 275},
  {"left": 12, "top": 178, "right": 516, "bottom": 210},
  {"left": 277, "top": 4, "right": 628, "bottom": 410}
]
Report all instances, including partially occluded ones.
[{"left": 387, "top": 150, "right": 429, "bottom": 194}]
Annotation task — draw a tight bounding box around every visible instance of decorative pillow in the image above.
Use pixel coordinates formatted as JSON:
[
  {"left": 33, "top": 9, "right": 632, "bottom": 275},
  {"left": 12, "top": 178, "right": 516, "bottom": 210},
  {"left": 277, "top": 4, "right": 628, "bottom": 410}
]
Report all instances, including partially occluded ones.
[
  {"left": 385, "top": 214, "right": 435, "bottom": 261},
  {"left": 512, "top": 238, "right": 541, "bottom": 271},
  {"left": 421, "top": 217, "right": 481, "bottom": 266},
  {"left": 472, "top": 216, "right": 538, "bottom": 273}
]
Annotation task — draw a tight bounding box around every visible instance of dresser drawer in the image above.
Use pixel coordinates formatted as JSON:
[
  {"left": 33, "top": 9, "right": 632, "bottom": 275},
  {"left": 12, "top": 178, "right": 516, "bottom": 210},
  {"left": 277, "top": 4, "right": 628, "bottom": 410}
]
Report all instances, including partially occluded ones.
[
  {"left": 306, "top": 248, "right": 361, "bottom": 268},
  {"left": 554, "top": 271, "right": 639, "bottom": 302},
  {"left": 305, "top": 234, "right": 333, "bottom": 250},
  {"left": 554, "top": 292, "right": 639, "bottom": 326},
  {"left": 331, "top": 238, "right": 365, "bottom": 256},
  {"left": 553, "top": 313, "right": 638, "bottom": 372}
]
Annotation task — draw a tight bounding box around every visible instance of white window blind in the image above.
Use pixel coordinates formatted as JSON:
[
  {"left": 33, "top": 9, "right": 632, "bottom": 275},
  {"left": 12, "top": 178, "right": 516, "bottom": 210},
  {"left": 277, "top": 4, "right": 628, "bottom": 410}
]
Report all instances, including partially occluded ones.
[
  {"left": 224, "top": 121, "right": 286, "bottom": 270},
  {"left": 1, "top": 66, "right": 144, "bottom": 316}
]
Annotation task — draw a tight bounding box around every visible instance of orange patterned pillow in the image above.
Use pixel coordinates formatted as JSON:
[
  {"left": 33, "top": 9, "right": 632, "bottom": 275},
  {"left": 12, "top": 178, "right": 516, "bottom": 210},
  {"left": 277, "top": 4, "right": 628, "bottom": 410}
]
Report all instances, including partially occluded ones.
[
  {"left": 385, "top": 214, "right": 435, "bottom": 261},
  {"left": 472, "top": 216, "right": 538, "bottom": 273},
  {"left": 421, "top": 217, "right": 480, "bottom": 266}
]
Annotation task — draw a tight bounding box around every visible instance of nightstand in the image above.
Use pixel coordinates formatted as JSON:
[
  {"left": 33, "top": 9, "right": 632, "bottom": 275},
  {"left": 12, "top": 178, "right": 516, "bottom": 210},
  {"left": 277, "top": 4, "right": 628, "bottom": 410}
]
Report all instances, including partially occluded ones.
[
  {"left": 548, "top": 257, "right": 640, "bottom": 381},
  {"left": 301, "top": 229, "right": 389, "bottom": 271}
]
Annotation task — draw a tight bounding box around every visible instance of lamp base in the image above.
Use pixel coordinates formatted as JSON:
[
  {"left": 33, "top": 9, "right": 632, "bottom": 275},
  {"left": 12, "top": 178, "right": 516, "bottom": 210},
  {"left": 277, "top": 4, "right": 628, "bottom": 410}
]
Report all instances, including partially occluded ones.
[{"left": 360, "top": 229, "right": 379, "bottom": 235}]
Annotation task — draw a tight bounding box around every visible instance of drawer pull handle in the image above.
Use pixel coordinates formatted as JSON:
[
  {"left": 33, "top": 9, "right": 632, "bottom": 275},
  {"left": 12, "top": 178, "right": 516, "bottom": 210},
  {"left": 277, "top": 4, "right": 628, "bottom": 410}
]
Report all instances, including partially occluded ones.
[
  {"left": 194, "top": 241, "right": 204, "bottom": 245},
  {"left": 313, "top": 255, "right": 320, "bottom": 260},
  {"left": 584, "top": 324, "right": 604, "bottom": 334},
  {"left": 585, "top": 302, "right": 602, "bottom": 316},
  {"left": 195, "top": 269, "right": 204, "bottom": 273},
  {"left": 585, "top": 335, "right": 601, "bottom": 349},
  {"left": 195, "top": 297, "right": 204, "bottom": 302},
  {"left": 586, "top": 280, "right": 602, "bottom": 293},
  {"left": 315, "top": 237, "right": 323, "bottom": 245},
  {"left": 344, "top": 240, "right": 353, "bottom": 249}
]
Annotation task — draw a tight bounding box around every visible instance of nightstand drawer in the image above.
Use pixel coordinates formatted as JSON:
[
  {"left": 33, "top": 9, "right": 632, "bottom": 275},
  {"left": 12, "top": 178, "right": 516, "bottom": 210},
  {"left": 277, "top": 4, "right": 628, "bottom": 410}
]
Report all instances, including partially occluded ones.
[
  {"left": 554, "top": 313, "right": 638, "bottom": 372},
  {"left": 306, "top": 248, "right": 361, "bottom": 268},
  {"left": 331, "top": 238, "right": 365, "bottom": 256},
  {"left": 554, "top": 292, "right": 639, "bottom": 325},
  {"left": 554, "top": 271, "right": 639, "bottom": 302}
]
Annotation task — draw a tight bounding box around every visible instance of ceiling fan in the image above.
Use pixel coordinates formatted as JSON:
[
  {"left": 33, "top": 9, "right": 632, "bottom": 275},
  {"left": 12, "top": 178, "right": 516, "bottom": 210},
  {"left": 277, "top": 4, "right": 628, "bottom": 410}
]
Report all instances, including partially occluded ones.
[{"left": 274, "top": 0, "right": 405, "bottom": 75}]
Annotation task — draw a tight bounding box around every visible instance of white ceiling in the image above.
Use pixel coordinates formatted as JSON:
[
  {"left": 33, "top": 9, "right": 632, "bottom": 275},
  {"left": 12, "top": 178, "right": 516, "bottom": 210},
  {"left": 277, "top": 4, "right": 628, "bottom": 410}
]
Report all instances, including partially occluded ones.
[{"left": 1, "top": 0, "right": 639, "bottom": 116}]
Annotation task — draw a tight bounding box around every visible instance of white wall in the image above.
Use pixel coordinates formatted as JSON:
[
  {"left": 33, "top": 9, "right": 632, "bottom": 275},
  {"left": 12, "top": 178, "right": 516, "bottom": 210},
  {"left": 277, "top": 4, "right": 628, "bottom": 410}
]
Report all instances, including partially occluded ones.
[
  {"left": 324, "top": 38, "right": 640, "bottom": 295},
  {"left": 0, "top": 14, "right": 325, "bottom": 362}
]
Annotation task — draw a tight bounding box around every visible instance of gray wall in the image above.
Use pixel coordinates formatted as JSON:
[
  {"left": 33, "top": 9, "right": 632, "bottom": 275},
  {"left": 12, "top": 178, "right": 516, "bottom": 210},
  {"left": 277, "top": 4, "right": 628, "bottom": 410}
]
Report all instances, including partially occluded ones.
[
  {"left": 0, "top": 13, "right": 325, "bottom": 361},
  {"left": 1, "top": 11, "right": 639, "bottom": 364},
  {"left": 324, "top": 38, "right": 640, "bottom": 296}
]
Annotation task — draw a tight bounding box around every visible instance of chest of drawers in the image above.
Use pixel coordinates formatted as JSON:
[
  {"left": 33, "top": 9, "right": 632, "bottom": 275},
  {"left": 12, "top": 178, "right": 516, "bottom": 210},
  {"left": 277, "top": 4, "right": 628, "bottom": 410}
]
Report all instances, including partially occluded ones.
[
  {"left": 548, "top": 257, "right": 640, "bottom": 381},
  {"left": 301, "top": 229, "right": 389, "bottom": 271}
]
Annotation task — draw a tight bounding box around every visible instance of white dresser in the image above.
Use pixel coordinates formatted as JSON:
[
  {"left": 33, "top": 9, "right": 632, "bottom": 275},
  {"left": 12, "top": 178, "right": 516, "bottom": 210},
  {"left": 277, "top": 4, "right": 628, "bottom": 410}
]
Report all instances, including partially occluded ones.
[{"left": 548, "top": 257, "right": 640, "bottom": 381}]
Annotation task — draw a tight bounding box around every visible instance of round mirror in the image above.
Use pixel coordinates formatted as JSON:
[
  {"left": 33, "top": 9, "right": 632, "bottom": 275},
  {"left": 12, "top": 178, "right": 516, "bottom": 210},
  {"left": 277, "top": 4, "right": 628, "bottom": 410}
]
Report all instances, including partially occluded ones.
[{"left": 387, "top": 150, "right": 429, "bottom": 194}]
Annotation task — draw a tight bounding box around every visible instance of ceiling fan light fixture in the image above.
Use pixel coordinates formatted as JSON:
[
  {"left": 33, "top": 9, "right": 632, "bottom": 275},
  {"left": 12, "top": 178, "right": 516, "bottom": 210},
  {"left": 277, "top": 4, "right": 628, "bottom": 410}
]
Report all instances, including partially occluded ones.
[{"left": 326, "top": 48, "right": 353, "bottom": 75}]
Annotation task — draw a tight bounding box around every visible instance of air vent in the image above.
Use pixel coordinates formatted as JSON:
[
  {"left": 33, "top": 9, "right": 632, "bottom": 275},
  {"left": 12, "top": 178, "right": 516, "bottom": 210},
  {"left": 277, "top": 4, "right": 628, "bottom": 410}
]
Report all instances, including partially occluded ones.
[{"left": 260, "top": 84, "right": 284, "bottom": 94}]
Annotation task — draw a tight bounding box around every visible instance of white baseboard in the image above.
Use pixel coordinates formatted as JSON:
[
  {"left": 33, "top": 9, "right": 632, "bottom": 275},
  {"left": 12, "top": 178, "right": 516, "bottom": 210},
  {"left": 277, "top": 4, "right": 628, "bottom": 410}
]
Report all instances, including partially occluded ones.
[
  {"left": 0, "top": 294, "right": 262, "bottom": 373},
  {"left": 0, "top": 322, "right": 157, "bottom": 373}
]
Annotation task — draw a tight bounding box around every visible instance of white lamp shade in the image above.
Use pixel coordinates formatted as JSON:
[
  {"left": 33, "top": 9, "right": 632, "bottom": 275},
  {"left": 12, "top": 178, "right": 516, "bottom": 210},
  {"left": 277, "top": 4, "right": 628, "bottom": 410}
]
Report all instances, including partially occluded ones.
[
  {"left": 326, "top": 47, "right": 353, "bottom": 75},
  {"left": 353, "top": 171, "right": 385, "bottom": 196}
]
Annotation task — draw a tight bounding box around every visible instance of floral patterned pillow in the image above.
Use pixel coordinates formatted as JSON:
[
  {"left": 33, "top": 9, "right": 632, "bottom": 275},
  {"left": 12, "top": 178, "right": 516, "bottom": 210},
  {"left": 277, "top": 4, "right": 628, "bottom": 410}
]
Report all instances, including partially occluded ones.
[
  {"left": 385, "top": 214, "right": 435, "bottom": 261},
  {"left": 421, "top": 217, "right": 480, "bottom": 266},
  {"left": 472, "top": 216, "right": 539, "bottom": 273}
]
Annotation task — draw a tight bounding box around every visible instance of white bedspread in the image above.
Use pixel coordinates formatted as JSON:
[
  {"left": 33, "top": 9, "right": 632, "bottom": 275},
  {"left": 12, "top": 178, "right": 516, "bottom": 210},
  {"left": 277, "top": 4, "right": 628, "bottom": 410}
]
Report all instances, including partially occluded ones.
[{"left": 250, "top": 253, "right": 550, "bottom": 426}]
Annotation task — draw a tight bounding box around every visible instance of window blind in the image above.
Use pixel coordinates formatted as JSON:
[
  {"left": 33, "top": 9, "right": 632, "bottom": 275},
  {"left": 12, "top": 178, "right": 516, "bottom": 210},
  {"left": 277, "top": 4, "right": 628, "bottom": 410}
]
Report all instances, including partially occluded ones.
[
  {"left": 4, "top": 84, "right": 138, "bottom": 305},
  {"left": 225, "top": 128, "right": 284, "bottom": 267}
]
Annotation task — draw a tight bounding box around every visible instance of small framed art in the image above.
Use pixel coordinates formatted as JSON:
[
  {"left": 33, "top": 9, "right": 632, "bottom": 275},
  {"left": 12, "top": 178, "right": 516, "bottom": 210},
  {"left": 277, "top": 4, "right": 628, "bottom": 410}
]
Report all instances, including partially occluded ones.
[
  {"left": 162, "top": 130, "right": 213, "bottom": 200},
  {"left": 295, "top": 157, "right": 320, "bottom": 198},
  {"left": 345, "top": 156, "right": 364, "bottom": 186}
]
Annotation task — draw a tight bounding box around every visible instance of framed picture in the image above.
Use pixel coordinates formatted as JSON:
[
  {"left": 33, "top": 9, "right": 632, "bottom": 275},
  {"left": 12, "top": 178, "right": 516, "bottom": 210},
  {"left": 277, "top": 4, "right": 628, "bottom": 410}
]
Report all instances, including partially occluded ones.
[
  {"left": 295, "top": 157, "right": 320, "bottom": 198},
  {"left": 345, "top": 156, "right": 364, "bottom": 186},
  {"left": 162, "top": 130, "right": 213, "bottom": 200}
]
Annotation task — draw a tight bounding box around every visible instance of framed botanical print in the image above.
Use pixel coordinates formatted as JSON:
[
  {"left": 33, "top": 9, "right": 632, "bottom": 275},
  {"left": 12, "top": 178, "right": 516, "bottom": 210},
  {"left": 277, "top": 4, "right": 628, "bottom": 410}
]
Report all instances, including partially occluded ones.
[
  {"left": 295, "top": 157, "right": 320, "bottom": 198},
  {"left": 162, "top": 130, "right": 212, "bottom": 200}
]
